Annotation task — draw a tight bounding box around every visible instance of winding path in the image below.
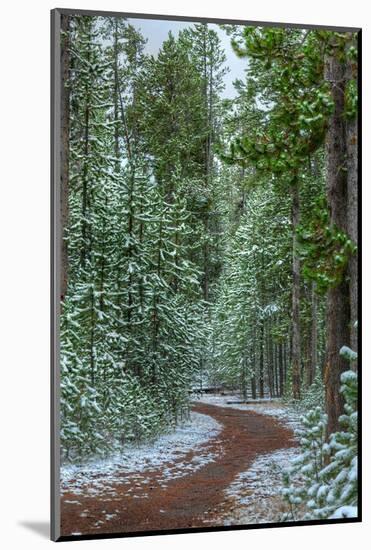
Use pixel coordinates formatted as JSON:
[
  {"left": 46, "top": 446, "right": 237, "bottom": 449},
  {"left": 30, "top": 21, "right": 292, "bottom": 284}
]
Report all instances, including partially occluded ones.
[{"left": 61, "top": 402, "right": 297, "bottom": 536}]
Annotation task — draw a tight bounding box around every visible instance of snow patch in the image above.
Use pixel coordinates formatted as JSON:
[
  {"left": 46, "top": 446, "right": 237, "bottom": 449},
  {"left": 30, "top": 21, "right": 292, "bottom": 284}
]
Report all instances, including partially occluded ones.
[
  {"left": 226, "top": 448, "right": 300, "bottom": 506},
  {"left": 61, "top": 412, "right": 222, "bottom": 497},
  {"left": 193, "top": 394, "right": 303, "bottom": 526},
  {"left": 223, "top": 447, "right": 301, "bottom": 525},
  {"left": 196, "top": 394, "right": 302, "bottom": 434},
  {"left": 329, "top": 505, "right": 358, "bottom": 519}
]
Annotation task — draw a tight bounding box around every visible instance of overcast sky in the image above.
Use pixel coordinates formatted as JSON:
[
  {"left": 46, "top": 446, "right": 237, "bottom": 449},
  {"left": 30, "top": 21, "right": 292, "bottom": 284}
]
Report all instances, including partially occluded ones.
[{"left": 128, "top": 18, "right": 247, "bottom": 98}]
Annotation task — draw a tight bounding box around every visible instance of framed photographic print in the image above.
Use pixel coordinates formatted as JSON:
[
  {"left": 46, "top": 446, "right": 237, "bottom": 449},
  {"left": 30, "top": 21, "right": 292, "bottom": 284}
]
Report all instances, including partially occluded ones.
[{"left": 51, "top": 7, "right": 361, "bottom": 541}]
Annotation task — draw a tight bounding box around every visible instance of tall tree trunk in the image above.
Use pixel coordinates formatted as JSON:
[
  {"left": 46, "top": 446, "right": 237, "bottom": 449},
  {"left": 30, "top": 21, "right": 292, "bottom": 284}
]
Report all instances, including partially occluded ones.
[
  {"left": 251, "top": 375, "right": 257, "bottom": 400},
  {"left": 324, "top": 48, "right": 351, "bottom": 437},
  {"left": 284, "top": 340, "right": 289, "bottom": 386},
  {"left": 274, "top": 344, "right": 279, "bottom": 397},
  {"left": 259, "top": 322, "right": 264, "bottom": 398},
  {"left": 60, "top": 14, "right": 70, "bottom": 301},
  {"left": 291, "top": 182, "right": 301, "bottom": 399},
  {"left": 346, "top": 54, "right": 358, "bottom": 363},
  {"left": 278, "top": 343, "right": 284, "bottom": 397},
  {"left": 266, "top": 320, "right": 274, "bottom": 398},
  {"left": 241, "top": 356, "right": 248, "bottom": 401},
  {"left": 250, "top": 330, "right": 257, "bottom": 399},
  {"left": 308, "top": 282, "right": 318, "bottom": 386}
]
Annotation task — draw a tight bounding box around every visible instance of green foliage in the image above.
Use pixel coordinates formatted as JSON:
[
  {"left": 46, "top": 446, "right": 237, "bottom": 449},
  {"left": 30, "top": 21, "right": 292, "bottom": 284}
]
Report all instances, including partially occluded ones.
[
  {"left": 282, "top": 406, "right": 328, "bottom": 518},
  {"left": 297, "top": 371, "right": 325, "bottom": 412},
  {"left": 210, "top": 181, "right": 292, "bottom": 396},
  {"left": 345, "top": 79, "right": 358, "bottom": 119},
  {"left": 61, "top": 17, "right": 211, "bottom": 461},
  {"left": 60, "top": 16, "right": 358, "bottom": 487},
  {"left": 222, "top": 28, "right": 335, "bottom": 176},
  {"left": 340, "top": 345, "right": 358, "bottom": 362},
  {"left": 297, "top": 198, "right": 356, "bottom": 293},
  {"left": 282, "top": 352, "right": 358, "bottom": 520}
]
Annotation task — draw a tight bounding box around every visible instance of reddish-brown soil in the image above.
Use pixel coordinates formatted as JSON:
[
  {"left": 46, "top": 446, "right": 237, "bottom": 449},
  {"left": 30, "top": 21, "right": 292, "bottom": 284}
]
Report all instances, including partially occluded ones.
[{"left": 61, "top": 402, "right": 297, "bottom": 536}]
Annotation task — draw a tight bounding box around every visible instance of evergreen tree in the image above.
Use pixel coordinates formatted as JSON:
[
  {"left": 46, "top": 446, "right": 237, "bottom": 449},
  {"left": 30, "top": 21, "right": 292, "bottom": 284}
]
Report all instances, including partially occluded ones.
[
  {"left": 282, "top": 348, "right": 358, "bottom": 520},
  {"left": 58, "top": 16, "right": 358, "bottom": 479}
]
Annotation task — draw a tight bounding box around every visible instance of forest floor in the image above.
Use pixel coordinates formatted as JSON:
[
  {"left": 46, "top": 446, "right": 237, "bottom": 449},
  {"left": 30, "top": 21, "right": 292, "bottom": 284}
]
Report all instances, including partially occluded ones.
[{"left": 60, "top": 397, "right": 301, "bottom": 537}]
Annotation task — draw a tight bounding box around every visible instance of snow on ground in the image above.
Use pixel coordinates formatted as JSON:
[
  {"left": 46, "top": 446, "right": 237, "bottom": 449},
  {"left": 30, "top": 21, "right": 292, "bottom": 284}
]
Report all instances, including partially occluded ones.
[
  {"left": 329, "top": 506, "right": 358, "bottom": 519},
  {"left": 226, "top": 447, "right": 299, "bottom": 504},
  {"left": 61, "top": 411, "right": 222, "bottom": 498},
  {"left": 195, "top": 393, "right": 303, "bottom": 525},
  {"left": 223, "top": 447, "right": 301, "bottom": 525},
  {"left": 195, "top": 393, "right": 302, "bottom": 434},
  {"left": 62, "top": 393, "right": 305, "bottom": 527}
]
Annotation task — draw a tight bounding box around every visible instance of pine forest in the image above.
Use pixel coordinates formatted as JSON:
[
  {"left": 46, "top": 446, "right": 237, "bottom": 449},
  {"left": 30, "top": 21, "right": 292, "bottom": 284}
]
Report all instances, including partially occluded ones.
[{"left": 57, "top": 14, "right": 359, "bottom": 537}]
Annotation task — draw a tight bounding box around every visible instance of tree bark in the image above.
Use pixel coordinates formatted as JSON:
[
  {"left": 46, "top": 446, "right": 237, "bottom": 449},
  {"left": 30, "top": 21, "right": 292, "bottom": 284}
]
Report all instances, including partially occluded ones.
[
  {"left": 266, "top": 320, "right": 274, "bottom": 398},
  {"left": 278, "top": 343, "right": 284, "bottom": 397},
  {"left": 273, "top": 343, "right": 278, "bottom": 397},
  {"left": 291, "top": 182, "right": 301, "bottom": 399},
  {"left": 60, "top": 14, "right": 70, "bottom": 301},
  {"left": 241, "top": 356, "right": 248, "bottom": 401},
  {"left": 250, "top": 330, "right": 257, "bottom": 399},
  {"left": 259, "top": 322, "right": 264, "bottom": 398},
  {"left": 346, "top": 53, "right": 358, "bottom": 362},
  {"left": 250, "top": 375, "right": 257, "bottom": 400},
  {"left": 308, "top": 282, "right": 318, "bottom": 386},
  {"left": 324, "top": 48, "right": 351, "bottom": 437}
]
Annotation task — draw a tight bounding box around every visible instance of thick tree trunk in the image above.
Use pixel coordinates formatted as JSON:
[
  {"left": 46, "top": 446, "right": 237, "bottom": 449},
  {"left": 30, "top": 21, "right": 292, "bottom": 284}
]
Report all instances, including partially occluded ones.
[
  {"left": 324, "top": 49, "right": 351, "bottom": 437},
  {"left": 347, "top": 116, "right": 358, "bottom": 358},
  {"left": 291, "top": 182, "right": 301, "bottom": 399},
  {"left": 60, "top": 14, "right": 70, "bottom": 301},
  {"left": 346, "top": 53, "right": 358, "bottom": 362}
]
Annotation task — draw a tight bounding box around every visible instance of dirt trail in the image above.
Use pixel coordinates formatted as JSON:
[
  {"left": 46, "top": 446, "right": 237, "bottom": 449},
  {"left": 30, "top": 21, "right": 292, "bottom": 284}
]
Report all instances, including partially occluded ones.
[{"left": 61, "top": 402, "right": 297, "bottom": 536}]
